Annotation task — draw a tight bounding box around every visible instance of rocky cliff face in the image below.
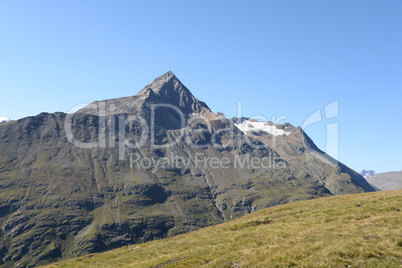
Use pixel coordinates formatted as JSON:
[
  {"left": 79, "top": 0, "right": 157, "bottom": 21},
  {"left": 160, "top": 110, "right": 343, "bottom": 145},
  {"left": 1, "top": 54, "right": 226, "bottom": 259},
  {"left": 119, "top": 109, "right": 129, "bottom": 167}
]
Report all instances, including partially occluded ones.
[{"left": 0, "top": 72, "right": 374, "bottom": 267}]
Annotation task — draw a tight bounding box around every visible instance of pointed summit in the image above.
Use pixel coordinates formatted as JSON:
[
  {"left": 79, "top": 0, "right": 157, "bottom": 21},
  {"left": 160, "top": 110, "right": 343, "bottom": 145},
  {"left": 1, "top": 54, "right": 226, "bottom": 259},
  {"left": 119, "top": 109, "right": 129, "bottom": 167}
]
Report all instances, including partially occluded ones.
[
  {"left": 137, "top": 71, "right": 176, "bottom": 93},
  {"left": 79, "top": 71, "right": 211, "bottom": 117},
  {"left": 140, "top": 71, "right": 180, "bottom": 94},
  {"left": 139, "top": 71, "right": 177, "bottom": 91},
  {"left": 139, "top": 71, "right": 210, "bottom": 114},
  {"left": 150, "top": 71, "right": 176, "bottom": 86}
]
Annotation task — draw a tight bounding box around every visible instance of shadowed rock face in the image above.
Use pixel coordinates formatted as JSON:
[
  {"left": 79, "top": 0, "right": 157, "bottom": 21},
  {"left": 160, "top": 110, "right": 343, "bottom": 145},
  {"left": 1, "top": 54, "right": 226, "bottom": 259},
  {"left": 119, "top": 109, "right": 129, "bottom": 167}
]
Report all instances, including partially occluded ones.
[{"left": 0, "top": 72, "right": 374, "bottom": 267}]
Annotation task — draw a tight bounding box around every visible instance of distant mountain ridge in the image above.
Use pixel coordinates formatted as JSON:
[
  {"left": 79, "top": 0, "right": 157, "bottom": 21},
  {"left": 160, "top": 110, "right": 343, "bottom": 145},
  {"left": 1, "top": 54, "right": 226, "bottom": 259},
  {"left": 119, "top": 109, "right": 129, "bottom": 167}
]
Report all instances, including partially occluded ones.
[
  {"left": 0, "top": 117, "right": 10, "bottom": 124},
  {"left": 360, "top": 170, "right": 376, "bottom": 179},
  {"left": 0, "top": 72, "right": 374, "bottom": 267},
  {"left": 366, "top": 171, "right": 402, "bottom": 191}
]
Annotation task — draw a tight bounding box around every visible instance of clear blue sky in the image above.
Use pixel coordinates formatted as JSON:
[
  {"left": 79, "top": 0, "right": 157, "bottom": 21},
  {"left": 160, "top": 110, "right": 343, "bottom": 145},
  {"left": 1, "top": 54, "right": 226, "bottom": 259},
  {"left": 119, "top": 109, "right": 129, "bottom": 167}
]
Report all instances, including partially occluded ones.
[{"left": 1, "top": 0, "right": 401, "bottom": 173}]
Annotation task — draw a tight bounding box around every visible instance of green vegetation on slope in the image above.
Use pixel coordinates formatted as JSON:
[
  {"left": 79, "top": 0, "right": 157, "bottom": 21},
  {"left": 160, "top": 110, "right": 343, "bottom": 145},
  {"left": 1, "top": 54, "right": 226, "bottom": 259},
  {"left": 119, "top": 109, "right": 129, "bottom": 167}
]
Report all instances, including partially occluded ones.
[{"left": 46, "top": 190, "right": 402, "bottom": 267}]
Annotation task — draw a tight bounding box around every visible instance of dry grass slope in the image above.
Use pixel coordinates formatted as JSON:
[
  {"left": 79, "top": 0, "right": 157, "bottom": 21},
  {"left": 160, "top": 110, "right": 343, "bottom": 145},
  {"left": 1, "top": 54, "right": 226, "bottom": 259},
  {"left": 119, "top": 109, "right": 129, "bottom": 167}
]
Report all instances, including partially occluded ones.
[{"left": 45, "top": 190, "right": 402, "bottom": 267}]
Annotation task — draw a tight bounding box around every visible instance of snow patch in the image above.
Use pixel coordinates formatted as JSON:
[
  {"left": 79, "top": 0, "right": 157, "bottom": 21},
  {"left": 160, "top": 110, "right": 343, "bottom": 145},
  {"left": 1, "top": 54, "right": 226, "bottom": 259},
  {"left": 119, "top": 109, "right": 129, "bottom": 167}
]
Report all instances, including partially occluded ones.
[
  {"left": 0, "top": 117, "right": 10, "bottom": 124},
  {"left": 234, "top": 120, "right": 291, "bottom": 136}
]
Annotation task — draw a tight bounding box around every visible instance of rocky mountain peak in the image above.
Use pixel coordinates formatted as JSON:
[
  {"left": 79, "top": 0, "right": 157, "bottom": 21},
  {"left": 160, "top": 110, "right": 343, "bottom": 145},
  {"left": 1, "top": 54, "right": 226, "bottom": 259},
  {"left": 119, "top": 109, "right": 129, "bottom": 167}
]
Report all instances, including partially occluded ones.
[
  {"left": 79, "top": 72, "right": 210, "bottom": 117},
  {"left": 0, "top": 72, "right": 376, "bottom": 267},
  {"left": 360, "top": 170, "right": 376, "bottom": 179},
  {"left": 139, "top": 71, "right": 183, "bottom": 96},
  {"left": 138, "top": 71, "right": 210, "bottom": 114},
  {"left": 148, "top": 70, "right": 176, "bottom": 88}
]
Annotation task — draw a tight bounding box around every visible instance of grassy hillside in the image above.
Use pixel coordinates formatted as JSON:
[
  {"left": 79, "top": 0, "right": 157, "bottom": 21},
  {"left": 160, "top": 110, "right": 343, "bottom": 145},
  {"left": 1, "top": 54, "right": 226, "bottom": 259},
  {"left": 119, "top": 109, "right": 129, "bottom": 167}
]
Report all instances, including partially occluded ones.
[{"left": 46, "top": 190, "right": 402, "bottom": 267}]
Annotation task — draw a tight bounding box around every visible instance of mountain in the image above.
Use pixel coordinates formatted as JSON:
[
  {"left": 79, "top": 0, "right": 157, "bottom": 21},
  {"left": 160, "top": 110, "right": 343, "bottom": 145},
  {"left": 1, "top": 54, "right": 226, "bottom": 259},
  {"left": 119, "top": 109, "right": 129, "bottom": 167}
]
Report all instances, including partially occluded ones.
[
  {"left": 46, "top": 190, "right": 402, "bottom": 268},
  {"left": 0, "top": 72, "right": 375, "bottom": 267},
  {"left": 360, "top": 170, "right": 376, "bottom": 180},
  {"left": 0, "top": 118, "right": 10, "bottom": 124},
  {"left": 366, "top": 171, "right": 402, "bottom": 191},
  {"left": 233, "top": 119, "right": 373, "bottom": 194}
]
